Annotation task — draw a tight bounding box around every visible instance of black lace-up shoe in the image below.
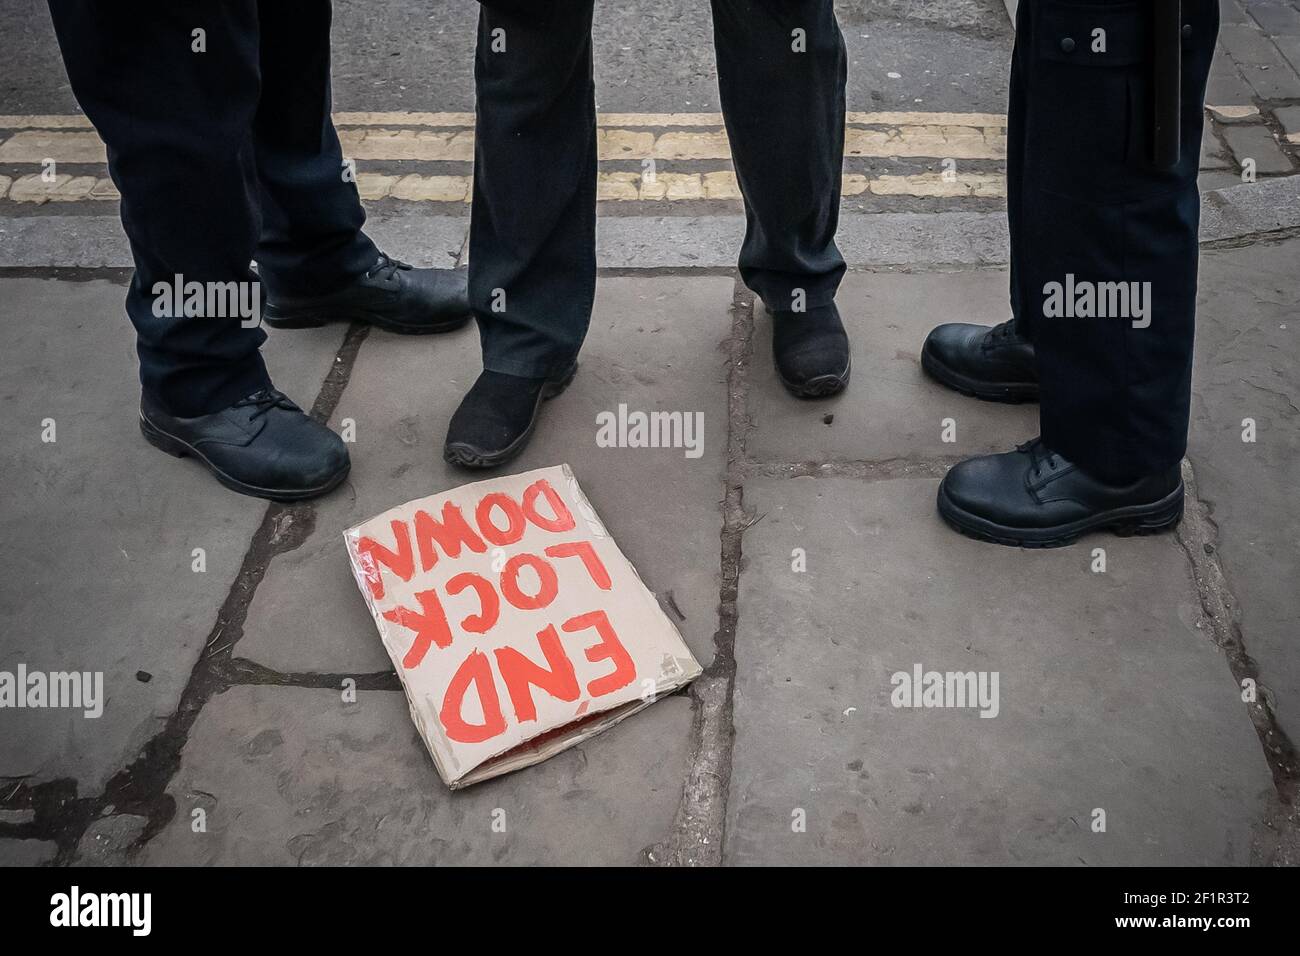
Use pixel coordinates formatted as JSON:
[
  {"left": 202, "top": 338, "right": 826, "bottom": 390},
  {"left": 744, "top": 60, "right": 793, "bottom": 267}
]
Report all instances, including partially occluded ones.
[
  {"left": 263, "top": 254, "right": 470, "bottom": 334},
  {"left": 443, "top": 365, "right": 578, "bottom": 469},
  {"left": 921, "top": 319, "right": 1037, "bottom": 402},
  {"left": 937, "top": 438, "right": 1184, "bottom": 547},
  {"left": 139, "top": 387, "right": 349, "bottom": 501},
  {"left": 771, "top": 303, "right": 851, "bottom": 398}
]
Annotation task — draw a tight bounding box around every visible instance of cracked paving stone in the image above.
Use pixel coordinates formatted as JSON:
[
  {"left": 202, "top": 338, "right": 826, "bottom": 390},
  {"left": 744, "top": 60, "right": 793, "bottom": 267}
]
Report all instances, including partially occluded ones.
[
  {"left": 748, "top": 270, "right": 1038, "bottom": 463},
  {"left": 724, "top": 476, "right": 1271, "bottom": 865},
  {"left": 137, "top": 685, "right": 693, "bottom": 865},
  {"left": 0, "top": 278, "right": 345, "bottom": 791},
  {"left": 236, "top": 277, "right": 731, "bottom": 676},
  {"left": 73, "top": 812, "right": 149, "bottom": 866}
]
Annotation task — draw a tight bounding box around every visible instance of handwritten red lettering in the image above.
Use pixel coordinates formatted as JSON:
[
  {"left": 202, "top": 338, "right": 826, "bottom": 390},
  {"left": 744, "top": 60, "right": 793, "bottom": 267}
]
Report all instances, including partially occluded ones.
[
  {"left": 543, "top": 540, "right": 612, "bottom": 590},
  {"left": 382, "top": 588, "right": 454, "bottom": 668},
  {"left": 563, "top": 609, "right": 636, "bottom": 697},
  {"left": 354, "top": 520, "right": 414, "bottom": 600},
  {"left": 494, "top": 623, "right": 580, "bottom": 723},
  {"left": 440, "top": 650, "right": 507, "bottom": 744},
  {"left": 445, "top": 571, "right": 500, "bottom": 633},
  {"left": 500, "top": 552, "right": 559, "bottom": 610},
  {"left": 522, "top": 478, "right": 577, "bottom": 532},
  {"left": 414, "top": 502, "right": 486, "bottom": 571},
  {"left": 475, "top": 492, "right": 526, "bottom": 546}
]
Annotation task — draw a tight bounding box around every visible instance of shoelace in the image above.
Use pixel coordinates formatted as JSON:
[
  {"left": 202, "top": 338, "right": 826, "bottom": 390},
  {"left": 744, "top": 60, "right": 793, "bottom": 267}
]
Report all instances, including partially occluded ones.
[
  {"left": 1017, "top": 437, "right": 1062, "bottom": 481},
  {"left": 233, "top": 388, "right": 297, "bottom": 421},
  {"left": 365, "top": 254, "right": 413, "bottom": 282},
  {"left": 986, "top": 320, "right": 1016, "bottom": 345}
]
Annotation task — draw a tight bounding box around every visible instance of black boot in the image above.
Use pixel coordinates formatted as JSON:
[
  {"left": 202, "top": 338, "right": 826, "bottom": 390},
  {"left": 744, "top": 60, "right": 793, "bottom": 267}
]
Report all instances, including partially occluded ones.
[
  {"left": 937, "top": 438, "right": 1184, "bottom": 548},
  {"left": 921, "top": 319, "right": 1037, "bottom": 402},
  {"left": 263, "top": 254, "right": 470, "bottom": 334},
  {"left": 443, "top": 365, "right": 578, "bottom": 469},
  {"left": 139, "top": 387, "right": 350, "bottom": 501},
  {"left": 771, "top": 303, "right": 851, "bottom": 398}
]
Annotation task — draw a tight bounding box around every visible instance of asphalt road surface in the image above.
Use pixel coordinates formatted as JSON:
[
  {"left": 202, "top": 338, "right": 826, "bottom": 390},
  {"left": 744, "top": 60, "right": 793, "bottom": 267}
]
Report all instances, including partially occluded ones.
[{"left": 1, "top": 0, "right": 1012, "bottom": 116}]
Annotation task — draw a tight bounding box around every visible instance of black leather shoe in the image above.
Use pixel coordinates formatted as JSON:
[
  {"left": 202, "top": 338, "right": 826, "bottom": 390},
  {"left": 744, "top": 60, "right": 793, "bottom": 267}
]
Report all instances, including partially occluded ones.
[
  {"left": 771, "top": 303, "right": 851, "bottom": 398},
  {"left": 263, "top": 254, "right": 470, "bottom": 335},
  {"left": 443, "top": 365, "right": 578, "bottom": 469},
  {"left": 921, "top": 319, "right": 1038, "bottom": 402},
  {"left": 937, "top": 438, "right": 1183, "bottom": 548},
  {"left": 139, "top": 388, "right": 350, "bottom": 501}
]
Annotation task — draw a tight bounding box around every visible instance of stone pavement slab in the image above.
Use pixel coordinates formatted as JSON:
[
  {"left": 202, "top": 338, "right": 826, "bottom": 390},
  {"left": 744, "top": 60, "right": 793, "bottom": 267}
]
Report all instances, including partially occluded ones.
[
  {"left": 747, "top": 270, "right": 1038, "bottom": 463},
  {"left": 1220, "top": 123, "right": 1296, "bottom": 176},
  {"left": 1218, "top": 22, "right": 1300, "bottom": 99},
  {"left": 1188, "top": 239, "right": 1300, "bottom": 743},
  {"left": 724, "top": 475, "right": 1271, "bottom": 865},
  {"left": 236, "top": 277, "right": 732, "bottom": 675},
  {"left": 136, "top": 685, "right": 693, "bottom": 865},
  {"left": 1206, "top": 50, "right": 1258, "bottom": 107},
  {"left": 1242, "top": 1, "right": 1300, "bottom": 38},
  {"left": 1201, "top": 173, "right": 1300, "bottom": 238},
  {"left": 0, "top": 278, "right": 344, "bottom": 793}
]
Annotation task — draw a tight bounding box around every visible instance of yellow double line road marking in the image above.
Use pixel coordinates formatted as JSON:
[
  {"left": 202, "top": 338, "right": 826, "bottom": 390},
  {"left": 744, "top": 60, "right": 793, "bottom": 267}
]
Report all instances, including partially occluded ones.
[
  {"left": 0, "top": 111, "right": 1009, "bottom": 203},
  {"left": 0, "top": 110, "right": 1011, "bottom": 130},
  {"left": 0, "top": 169, "right": 1006, "bottom": 204},
  {"left": 0, "top": 125, "right": 1005, "bottom": 163}
]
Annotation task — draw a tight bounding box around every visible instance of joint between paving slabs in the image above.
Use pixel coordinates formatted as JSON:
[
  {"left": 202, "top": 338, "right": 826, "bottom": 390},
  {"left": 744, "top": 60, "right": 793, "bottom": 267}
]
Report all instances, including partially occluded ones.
[
  {"left": 1252, "top": 104, "right": 1300, "bottom": 174},
  {"left": 1205, "top": 98, "right": 1300, "bottom": 179},
  {"left": 1175, "top": 462, "right": 1299, "bottom": 790},
  {"left": 1175, "top": 460, "right": 1300, "bottom": 863},
  {"left": 0, "top": 320, "right": 374, "bottom": 863},
  {"left": 652, "top": 275, "right": 753, "bottom": 866},
  {"left": 1202, "top": 222, "right": 1300, "bottom": 251},
  {"left": 741, "top": 457, "right": 963, "bottom": 481}
]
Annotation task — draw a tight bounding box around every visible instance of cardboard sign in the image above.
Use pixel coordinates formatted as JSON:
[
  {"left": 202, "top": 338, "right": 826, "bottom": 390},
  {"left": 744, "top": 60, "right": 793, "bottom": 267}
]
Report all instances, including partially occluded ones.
[{"left": 343, "top": 464, "right": 703, "bottom": 788}]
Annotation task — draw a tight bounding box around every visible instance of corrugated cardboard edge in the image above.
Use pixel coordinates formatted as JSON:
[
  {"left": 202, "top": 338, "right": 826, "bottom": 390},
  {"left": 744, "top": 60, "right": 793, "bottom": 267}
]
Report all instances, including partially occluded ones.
[
  {"left": 555, "top": 463, "right": 703, "bottom": 695},
  {"left": 455, "top": 697, "right": 651, "bottom": 789},
  {"left": 341, "top": 463, "right": 704, "bottom": 789}
]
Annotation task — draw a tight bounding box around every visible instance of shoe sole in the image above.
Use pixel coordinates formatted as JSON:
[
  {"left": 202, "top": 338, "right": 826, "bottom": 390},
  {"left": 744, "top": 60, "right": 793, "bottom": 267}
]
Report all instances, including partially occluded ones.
[
  {"left": 443, "top": 365, "right": 579, "bottom": 470},
  {"left": 139, "top": 414, "right": 350, "bottom": 503},
  {"left": 935, "top": 480, "right": 1185, "bottom": 548},
  {"left": 263, "top": 303, "right": 471, "bottom": 336},
  {"left": 778, "top": 354, "right": 852, "bottom": 399},
  {"left": 920, "top": 344, "right": 1039, "bottom": 404}
]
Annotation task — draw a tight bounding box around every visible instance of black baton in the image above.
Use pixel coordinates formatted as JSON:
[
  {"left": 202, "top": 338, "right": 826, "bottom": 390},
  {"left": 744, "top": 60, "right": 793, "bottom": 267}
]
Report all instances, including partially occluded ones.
[{"left": 1152, "top": 0, "right": 1182, "bottom": 168}]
